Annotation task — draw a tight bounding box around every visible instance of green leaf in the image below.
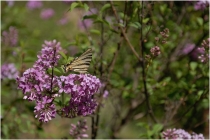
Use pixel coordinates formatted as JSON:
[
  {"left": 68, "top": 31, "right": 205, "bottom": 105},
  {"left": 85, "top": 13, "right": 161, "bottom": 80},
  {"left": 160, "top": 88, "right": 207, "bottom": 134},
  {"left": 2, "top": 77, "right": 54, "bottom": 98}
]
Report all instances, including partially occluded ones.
[
  {"left": 129, "top": 22, "right": 141, "bottom": 29},
  {"left": 26, "top": 120, "right": 31, "bottom": 128},
  {"left": 54, "top": 67, "right": 62, "bottom": 74},
  {"left": 2, "top": 125, "right": 9, "bottom": 138},
  {"left": 47, "top": 68, "right": 52, "bottom": 74},
  {"left": 110, "top": 28, "right": 119, "bottom": 34},
  {"left": 196, "top": 17, "right": 203, "bottom": 26},
  {"left": 118, "top": 23, "right": 125, "bottom": 27},
  {"left": 90, "top": 29, "right": 101, "bottom": 35},
  {"left": 147, "top": 130, "right": 153, "bottom": 138},
  {"left": 67, "top": 56, "right": 74, "bottom": 62},
  {"left": 176, "top": 70, "right": 182, "bottom": 79},
  {"left": 190, "top": 62, "right": 198, "bottom": 71},
  {"left": 24, "top": 57, "right": 35, "bottom": 63},
  {"left": 136, "top": 122, "right": 147, "bottom": 127},
  {"left": 160, "top": 4, "right": 167, "bottom": 14},
  {"left": 65, "top": 42, "right": 77, "bottom": 46},
  {"left": 93, "top": 19, "right": 110, "bottom": 26},
  {"left": 102, "top": 60, "right": 107, "bottom": 65},
  {"left": 83, "top": 3, "right": 89, "bottom": 11},
  {"left": 20, "top": 40, "right": 25, "bottom": 48},
  {"left": 69, "top": 2, "right": 79, "bottom": 12},
  {"left": 198, "top": 90, "right": 203, "bottom": 96},
  {"left": 122, "top": 90, "right": 129, "bottom": 99},
  {"left": 83, "top": 14, "right": 98, "bottom": 20},
  {"left": 59, "top": 51, "right": 67, "bottom": 60},
  {"left": 143, "top": 18, "right": 150, "bottom": 24},
  {"left": 100, "top": 3, "right": 111, "bottom": 13},
  {"left": 54, "top": 99, "right": 62, "bottom": 106},
  {"left": 204, "top": 22, "right": 209, "bottom": 30},
  {"left": 153, "top": 124, "right": 163, "bottom": 133}
]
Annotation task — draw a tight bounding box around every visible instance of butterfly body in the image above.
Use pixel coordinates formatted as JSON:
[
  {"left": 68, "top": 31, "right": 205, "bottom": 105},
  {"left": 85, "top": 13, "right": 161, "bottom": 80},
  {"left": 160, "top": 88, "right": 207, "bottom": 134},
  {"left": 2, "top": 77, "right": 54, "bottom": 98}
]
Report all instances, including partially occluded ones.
[{"left": 62, "top": 48, "right": 92, "bottom": 74}]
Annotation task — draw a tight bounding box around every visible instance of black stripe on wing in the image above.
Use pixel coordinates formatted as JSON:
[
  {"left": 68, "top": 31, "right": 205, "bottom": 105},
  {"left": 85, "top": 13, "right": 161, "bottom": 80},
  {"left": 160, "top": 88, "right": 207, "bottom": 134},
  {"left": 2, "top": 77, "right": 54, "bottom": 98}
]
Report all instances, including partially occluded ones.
[
  {"left": 68, "top": 49, "right": 92, "bottom": 63},
  {"left": 64, "top": 48, "right": 93, "bottom": 73}
]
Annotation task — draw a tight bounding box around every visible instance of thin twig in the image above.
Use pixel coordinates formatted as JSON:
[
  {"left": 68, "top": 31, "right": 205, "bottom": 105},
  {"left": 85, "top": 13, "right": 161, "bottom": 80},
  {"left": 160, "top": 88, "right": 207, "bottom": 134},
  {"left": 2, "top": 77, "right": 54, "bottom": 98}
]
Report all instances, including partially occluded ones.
[
  {"left": 193, "top": 118, "right": 209, "bottom": 128},
  {"left": 110, "top": 1, "right": 142, "bottom": 62},
  {"left": 138, "top": 1, "right": 158, "bottom": 123},
  {"left": 92, "top": 4, "right": 106, "bottom": 138},
  {"left": 91, "top": 117, "right": 95, "bottom": 139},
  {"left": 107, "top": 39, "right": 122, "bottom": 80},
  {"left": 166, "top": 90, "right": 208, "bottom": 127}
]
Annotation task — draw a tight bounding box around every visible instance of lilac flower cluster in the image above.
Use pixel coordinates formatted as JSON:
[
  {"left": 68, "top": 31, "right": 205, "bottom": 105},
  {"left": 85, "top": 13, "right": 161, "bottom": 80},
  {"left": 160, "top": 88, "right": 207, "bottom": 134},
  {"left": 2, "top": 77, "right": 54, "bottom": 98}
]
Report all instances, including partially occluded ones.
[
  {"left": 198, "top": 38, "right": 209, "bottom": 63},
  {"left": 17, "top": 40, "right": 62, "bottom": 122},
  {"left": 17, "top": 68, "right": 51, "bottom": 101},
  {"left": 155, "top": 28, "right": 169, "bottom": 44},
  {"left": 40, "top": 8, "right": 55, "bottom": 20},
  {"left": 194, "top": 0, "right": 209, "bottom": 11},
  {"left": 160, "top": 28, "right": 169, "bottom": 44},
  {"left": 1, "top": 63, "right": 19, "bottom": 80},
  {"left": 34, "top": 40, "right": 62, "bottom": 70},
  {"left": 69, "top": 119, "right": 88, "bottom": 139},
  {"left": 162, "top": 128, "right": 205, "bottom": 139},
  {"left": 58, "top": 74, "right": 101, "bottom": 118},
  {"left": 17, "top": 40, "right": 101, "bottom": 122},
  {"left": 34, "top": 96, "right": 56, "bottom": 122},
  {"left": 160, "top": 28, "right": 169, "bottom": 38},
  {"left": 2, "top": 26, "right": 18, "bottom": 47},
  {"left": 26, "top": 0, "right": 43, "bottom": 10},
  {"left": 150, "top": 46, "right": 161, "bottom": 57}
]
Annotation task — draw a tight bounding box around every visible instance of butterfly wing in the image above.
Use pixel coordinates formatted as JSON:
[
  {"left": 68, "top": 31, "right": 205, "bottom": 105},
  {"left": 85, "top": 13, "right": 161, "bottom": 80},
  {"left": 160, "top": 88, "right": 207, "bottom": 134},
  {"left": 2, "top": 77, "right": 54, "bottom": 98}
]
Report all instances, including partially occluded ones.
[{"left": 65, "top": 48, "right": 92, "bottom": 73}]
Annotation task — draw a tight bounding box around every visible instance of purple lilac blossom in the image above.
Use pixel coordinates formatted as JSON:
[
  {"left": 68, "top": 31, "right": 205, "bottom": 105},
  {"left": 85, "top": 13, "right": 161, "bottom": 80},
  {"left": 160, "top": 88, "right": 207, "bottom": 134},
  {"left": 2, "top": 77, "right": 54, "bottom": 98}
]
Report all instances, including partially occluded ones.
[
  {"left": 150, "top": 46, "right": 161, "bottom": 57},
  {"left": 181, "top": 43, "right": 195, "bottom": 55},
  {"left": 78, "top": 19, "right": 93, "bottom": 31},
  {"left": 17, "top": 40, "right": 64, "bottom": 122},
  {"left": 191, "top": 132, "right": 206, "bottom": 139},
  {"left": 58, "top": 74, "right": 101, "bottom": 118},
  {"left": 191, "top": 47, "right": 205, "bottom": 61},
  {"left": 78, "top": 8, "right": 98, "bottom": 31},
  {"left": 2, "top": 26, "right": 18, "bottom": 47},
  {"left": 69, "top": 119, "right": 88, "bottom": 139},
  {"left": 197, "top": 47, "right": 207, "bottom": 63},
  {"left": 17, "top": 40, "right": 101, "bottom": 122},
  {"left": 103, "top": 90, "right": 109, "bottom": 98},
  {"left": 17, "top": 40, "right": 62, "bottom": 101},
  {"left": 40, "top": 8, "right": 55, "bottom": 20},
  {"left": 34, "top": 40, "right": 62, "bottom": 71},
  {"left": 6, "top": 0, "right": 14, "bottom": 7},
  {"left": 17, "top": 68, "right": 51, "bottom": 101},
  {"left": 34, "top": 96, "right": 56, "bottom": 122},
  {"left": 1, "top": 63, "right": 19, "bottom": 80},
  {"left": 26, "top": 0, "right": 42, "bottom": 10},
  {"left": 198, "top": 38, "right": 209, "bottom": 63},
  {"left": 58, "top": 16, "right": 69, "bottom": 25},
  {"left": 182, "top": 43, "right": 205, "bottom": 61},
  {"left": 162, "top": 128, "right": 205, "bottom": 139},
  {"left": 194, "top": 0, "right": 209, "bottom": 10}
]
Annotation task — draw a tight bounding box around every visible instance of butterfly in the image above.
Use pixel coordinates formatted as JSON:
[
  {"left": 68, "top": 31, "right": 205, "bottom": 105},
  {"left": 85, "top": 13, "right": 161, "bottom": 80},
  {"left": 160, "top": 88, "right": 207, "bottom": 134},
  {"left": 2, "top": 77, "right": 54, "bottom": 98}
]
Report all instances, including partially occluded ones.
[{"left": 62, "top": 48, "right": 92, "bottom": 74}]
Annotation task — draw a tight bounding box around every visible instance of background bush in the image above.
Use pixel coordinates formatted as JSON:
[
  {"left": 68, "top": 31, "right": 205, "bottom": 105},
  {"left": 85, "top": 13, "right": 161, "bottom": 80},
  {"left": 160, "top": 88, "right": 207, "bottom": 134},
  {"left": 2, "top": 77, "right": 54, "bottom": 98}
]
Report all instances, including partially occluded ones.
[{"left": 1, "top": 1, "right": 209, "bottom": 139}]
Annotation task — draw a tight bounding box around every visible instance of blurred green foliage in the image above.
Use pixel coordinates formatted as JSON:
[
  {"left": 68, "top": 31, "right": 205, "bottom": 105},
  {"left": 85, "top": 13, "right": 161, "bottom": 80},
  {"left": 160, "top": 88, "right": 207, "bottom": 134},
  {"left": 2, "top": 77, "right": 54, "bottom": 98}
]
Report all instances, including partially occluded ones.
[{"left": 1, "top": 1, "right": 209, "bottom": 139}]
